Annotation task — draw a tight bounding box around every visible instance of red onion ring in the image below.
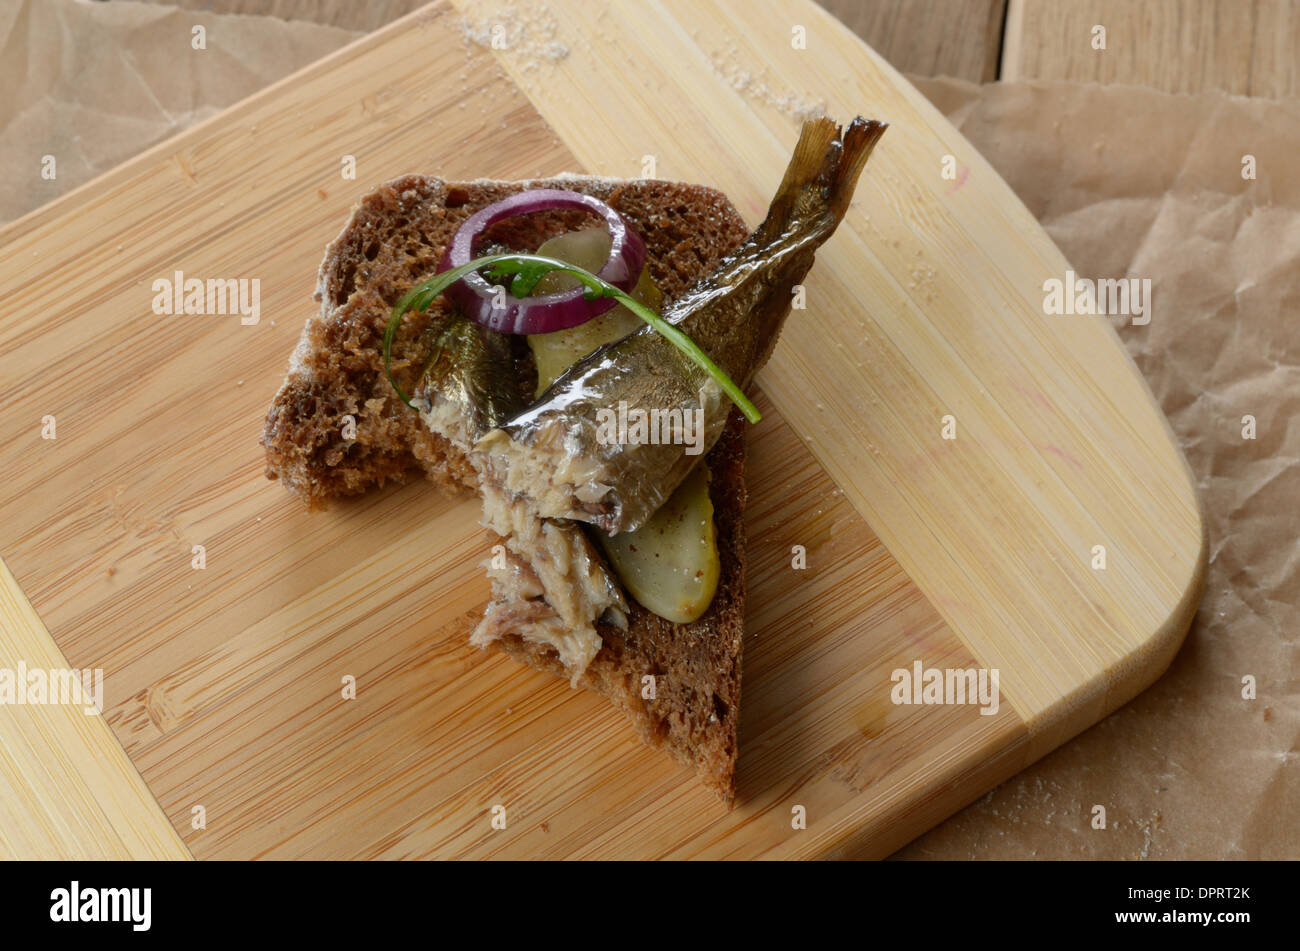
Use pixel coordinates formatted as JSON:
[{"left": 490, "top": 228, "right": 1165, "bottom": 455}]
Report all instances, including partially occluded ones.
[{"left": 437, "top": 188, "right": 647, "bottom": 335}]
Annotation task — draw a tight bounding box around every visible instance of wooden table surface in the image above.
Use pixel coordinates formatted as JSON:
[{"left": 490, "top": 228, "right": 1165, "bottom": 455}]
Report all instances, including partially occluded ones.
[
  {"left": 136, "top": 0, "right": 1300, "bottom": 95},
  {"left": 2, "top": 0, "right": 1285, "bottom": 860}
]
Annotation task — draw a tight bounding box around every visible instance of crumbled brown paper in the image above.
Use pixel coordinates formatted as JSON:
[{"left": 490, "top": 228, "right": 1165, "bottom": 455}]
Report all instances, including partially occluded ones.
[
  {"left": 0, "top": 0, "right": 357, "bottom": 223},
  {"left": 2, "top": 0, "right": 1295, "bottom": 859}
]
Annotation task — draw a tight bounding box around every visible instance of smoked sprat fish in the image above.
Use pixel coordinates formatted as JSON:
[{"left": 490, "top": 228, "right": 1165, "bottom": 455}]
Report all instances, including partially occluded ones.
[
  {"left": 474, "top": 116, "right": 887, "bottom": 535},
  {"left": 414, "top": 314, "right": 627, "bottom": 680}
]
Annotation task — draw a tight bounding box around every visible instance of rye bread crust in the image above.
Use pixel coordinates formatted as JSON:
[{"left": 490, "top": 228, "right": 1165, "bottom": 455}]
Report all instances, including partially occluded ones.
[{"left": 261, "top": 174, "right": 752, "bottom": 803}]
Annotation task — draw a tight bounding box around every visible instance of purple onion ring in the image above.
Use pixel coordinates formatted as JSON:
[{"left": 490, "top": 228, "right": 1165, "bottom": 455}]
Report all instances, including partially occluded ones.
[{"left": 437, "top": 188, "right": 647, "bottom": 335}]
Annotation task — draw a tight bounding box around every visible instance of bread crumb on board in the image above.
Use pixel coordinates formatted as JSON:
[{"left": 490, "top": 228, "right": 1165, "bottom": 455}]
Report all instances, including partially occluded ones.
[
  {"left": 705, "top": 39, "right": 828, "bottom": 121},
  {"left": 457, "top": 2, "right": 570, "bottom": 72}
]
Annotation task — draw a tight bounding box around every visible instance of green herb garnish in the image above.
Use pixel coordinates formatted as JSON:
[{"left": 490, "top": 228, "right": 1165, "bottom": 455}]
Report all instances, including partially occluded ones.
[
  {"left": 382, "top": 253, "right": 762, "bottom": 423},
  {"left": 485, "top": 257, "right": 564, "bottom": 298}
]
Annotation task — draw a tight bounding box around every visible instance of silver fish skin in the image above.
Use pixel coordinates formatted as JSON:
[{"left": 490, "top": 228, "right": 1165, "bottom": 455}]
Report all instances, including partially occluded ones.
[
  {"left": 415, "top": 315, "right": 523, "bottom": 446},
  {"left": 474, "top": 116, "right": 887, "bottom": 535}
]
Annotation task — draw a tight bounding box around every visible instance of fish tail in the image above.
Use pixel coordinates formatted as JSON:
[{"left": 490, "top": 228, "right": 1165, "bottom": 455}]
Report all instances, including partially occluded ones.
[
  {"left": 828, "top": 116, "right": 888, "bottom": 221},
  {"left": 755, "top": 115, "right": 887, "bottom": 243}
]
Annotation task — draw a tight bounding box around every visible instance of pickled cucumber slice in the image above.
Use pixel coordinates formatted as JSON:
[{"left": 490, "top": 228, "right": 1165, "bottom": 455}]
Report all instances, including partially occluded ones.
[
  {"left": 527, "top": 227, "right": 662, "bottom": 396},
  {"left": 596, "top": 464, "right": 720, "bottom": 624}
]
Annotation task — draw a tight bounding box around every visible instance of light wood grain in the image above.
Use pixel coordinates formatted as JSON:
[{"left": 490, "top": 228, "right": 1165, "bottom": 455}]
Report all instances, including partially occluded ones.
[
  {"left": 0, "top": 0, "right": 1202, "bottom": 858},
  {"left": 1002, "top": 0, "right": 1300, "bottom": 96},
  {"left": 0, "top": 560, "right": 190, "bottom": 859}
]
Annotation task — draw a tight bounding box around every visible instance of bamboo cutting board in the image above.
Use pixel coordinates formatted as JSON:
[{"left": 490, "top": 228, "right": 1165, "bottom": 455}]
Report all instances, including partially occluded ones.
[{"left": 0, "top": 0, "right": 1204, "bottom": 859}]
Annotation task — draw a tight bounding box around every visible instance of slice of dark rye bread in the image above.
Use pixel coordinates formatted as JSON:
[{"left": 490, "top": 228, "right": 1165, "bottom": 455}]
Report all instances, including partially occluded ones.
[
  {"left": 261, "top": 174, "right": 752, "bottom": 803},
  {"left": 494, "top": 412, "right": 746, "bottom": 802}
]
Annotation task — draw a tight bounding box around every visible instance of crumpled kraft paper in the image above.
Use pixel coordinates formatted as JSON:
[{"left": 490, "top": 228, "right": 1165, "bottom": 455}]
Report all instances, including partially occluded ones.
[
  {"left": 0, "top": 0, "right": 357, "bottom": 223},
  {"left": 1, "top": 0, "right": 1295, "bottom": 859}
]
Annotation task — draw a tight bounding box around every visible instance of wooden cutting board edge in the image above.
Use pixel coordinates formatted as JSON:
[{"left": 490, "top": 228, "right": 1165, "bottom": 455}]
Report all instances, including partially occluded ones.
[
  {"left": 0, "top": 559, "right": 191, "bottom": 860},
  {"left": 0, "top": 0, "right": 1208, "bottom": 859}
]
